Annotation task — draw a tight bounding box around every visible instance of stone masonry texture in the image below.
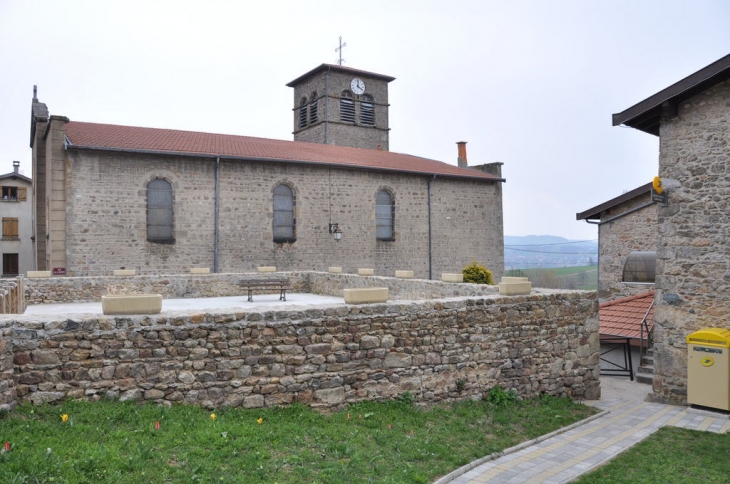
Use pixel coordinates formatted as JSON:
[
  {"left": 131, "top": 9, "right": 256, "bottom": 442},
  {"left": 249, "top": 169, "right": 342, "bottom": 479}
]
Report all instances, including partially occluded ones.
[
  {"left": 653, "top": 78, "right": 730, "bottom": 404},
  {"left": 62, "top": 150, "right": 504, "bottom": 281},
  {"left": 291, "top": 69, "right": 390, "bottom": 150},
  {"left": 598, "top": 194, "right": 658, "bottom": 301},
  {"left": 3, "top": 275, "right": 599, "bottom": 410}
]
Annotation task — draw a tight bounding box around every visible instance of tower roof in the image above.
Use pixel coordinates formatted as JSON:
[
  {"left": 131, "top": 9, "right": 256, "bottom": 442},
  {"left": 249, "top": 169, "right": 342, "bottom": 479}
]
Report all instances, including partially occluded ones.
[{"left": 286, "top": 64, "right": 395, "bottom": 87}]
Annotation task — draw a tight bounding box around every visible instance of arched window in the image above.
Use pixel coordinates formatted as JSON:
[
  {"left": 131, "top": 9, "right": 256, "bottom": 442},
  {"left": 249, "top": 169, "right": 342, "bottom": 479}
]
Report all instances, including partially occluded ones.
[
  {"left": 299, "top": 97, "right": 308, "bottom": 128},
  {"left": 340, "top": 91, "right": 355, "bottom": 123},
  {"left": 309, "top": 91, "right": 318, "bottom": 124},
  {"left": 376, "top": 189, "right": 394, "bottom": 241},
  {"left": 147, "top": 178, "right": 174, "bottom": 243},
  {"left": 273, "top": 184, "right": 296, "bottom": 243},
  {"left": 360, "top": 94, "right": 375, "bottom": 126}
]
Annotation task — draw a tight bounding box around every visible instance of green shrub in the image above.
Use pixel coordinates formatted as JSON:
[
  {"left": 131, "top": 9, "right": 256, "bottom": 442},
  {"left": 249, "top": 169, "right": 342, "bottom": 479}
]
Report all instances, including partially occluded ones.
[{"left": 462, "top": 261, "right": 494, "bottom": 285}]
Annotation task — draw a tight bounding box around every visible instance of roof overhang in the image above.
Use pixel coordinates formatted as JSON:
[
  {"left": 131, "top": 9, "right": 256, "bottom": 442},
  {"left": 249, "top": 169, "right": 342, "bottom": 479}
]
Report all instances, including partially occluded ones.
[
  {"left": 612, "top": 53, "right": 730, "bottom": 136},
  {"left": 576, "top": 182, "right": 652, "bottom": 221}
]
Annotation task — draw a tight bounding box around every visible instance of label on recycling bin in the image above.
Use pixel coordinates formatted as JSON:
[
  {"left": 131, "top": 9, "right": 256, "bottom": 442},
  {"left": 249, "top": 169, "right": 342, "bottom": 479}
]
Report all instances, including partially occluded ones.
[{"left": 693, "top": 347, "right": 722, "bottom": 354}]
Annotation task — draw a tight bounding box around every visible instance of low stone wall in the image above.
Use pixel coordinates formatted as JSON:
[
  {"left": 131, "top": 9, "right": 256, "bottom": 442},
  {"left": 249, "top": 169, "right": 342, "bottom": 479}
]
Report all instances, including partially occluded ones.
[
  {"left": 24, "top": 272, "right": 498, "bottom": 305},
  {"left": 306, "top": 272, "right": 499, "bottom": 299},
  {"left": 3, "top": 291, "right": 600, "bottom": 410},
  {"left": 0, "top": 277, "right": 24, "bottom": 314}
]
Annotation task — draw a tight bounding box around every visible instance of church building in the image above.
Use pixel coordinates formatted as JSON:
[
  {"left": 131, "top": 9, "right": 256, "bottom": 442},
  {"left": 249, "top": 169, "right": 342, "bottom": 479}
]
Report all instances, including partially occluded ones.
[{"left": 30, "top": 64, "right": 505, "bottom": 279}]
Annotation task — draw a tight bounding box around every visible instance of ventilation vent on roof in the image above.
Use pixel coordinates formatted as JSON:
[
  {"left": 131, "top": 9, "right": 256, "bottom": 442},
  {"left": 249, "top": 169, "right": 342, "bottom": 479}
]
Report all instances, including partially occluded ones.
[
  {"left": 622, "top": 251, "right": 656, "bottom": 283},
  {"left": 309, "top": 95, "right": 318, "bottom": 124},
  {"left": 340, "top": 91, "right": 355, "bottom": 123},
  {"left": 361, "top": 95, "right": 375, "bottom": 126},
  {"left": 299, "top": 97, "right": 308, "bottom": 129}
]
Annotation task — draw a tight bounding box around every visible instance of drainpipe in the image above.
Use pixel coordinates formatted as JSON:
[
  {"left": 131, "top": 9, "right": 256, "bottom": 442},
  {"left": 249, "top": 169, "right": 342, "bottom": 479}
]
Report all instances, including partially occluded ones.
[
  {"left": 427, "top": 175, "right": 436, "bottom": 280},
  {"left": 214, "top": 157, "right": 220, "bottom": 273}
]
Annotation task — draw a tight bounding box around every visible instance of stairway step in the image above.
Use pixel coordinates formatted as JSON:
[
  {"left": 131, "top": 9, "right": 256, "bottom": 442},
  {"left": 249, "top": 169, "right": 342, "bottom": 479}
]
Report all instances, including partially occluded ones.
[
  {"left": 635, "top": 373, "right": 653, "bottom": 385},
  {"left": 637, "top": 365, "right": 654, "bottom": 375}
]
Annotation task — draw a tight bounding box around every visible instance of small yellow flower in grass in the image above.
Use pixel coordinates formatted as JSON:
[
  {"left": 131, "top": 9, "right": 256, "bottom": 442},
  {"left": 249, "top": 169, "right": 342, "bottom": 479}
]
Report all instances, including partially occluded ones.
[
  {"left": 61, "top": 414, "right": 69, "bottom": 423},
  {"left": 210, "top": 413, "right": 216, "bottom": 421},
  {"left": 257, "top": 417, "right": 263, "bottom": 425}
]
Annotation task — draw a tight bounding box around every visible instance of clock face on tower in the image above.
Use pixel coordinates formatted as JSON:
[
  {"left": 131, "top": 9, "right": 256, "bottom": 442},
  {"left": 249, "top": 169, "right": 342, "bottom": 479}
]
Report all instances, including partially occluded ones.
[{"left": 351, "top": 78, "right": 365, "bottom": 95}]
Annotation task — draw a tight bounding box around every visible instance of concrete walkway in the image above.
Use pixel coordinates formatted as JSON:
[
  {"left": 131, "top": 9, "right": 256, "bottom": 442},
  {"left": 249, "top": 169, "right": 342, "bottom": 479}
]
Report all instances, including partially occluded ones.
[{"left": 436, "top": 378, "right": 730, "bottom": 484}]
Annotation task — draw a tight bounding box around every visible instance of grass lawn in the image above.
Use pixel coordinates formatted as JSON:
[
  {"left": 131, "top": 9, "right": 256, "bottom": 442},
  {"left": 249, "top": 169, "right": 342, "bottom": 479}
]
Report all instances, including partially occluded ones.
[
  {"left": 0, "top": 392, "right": 596, "bottom": 484},
  {"left": 573, "top": 426, "right": 730, "bottom": 483}
]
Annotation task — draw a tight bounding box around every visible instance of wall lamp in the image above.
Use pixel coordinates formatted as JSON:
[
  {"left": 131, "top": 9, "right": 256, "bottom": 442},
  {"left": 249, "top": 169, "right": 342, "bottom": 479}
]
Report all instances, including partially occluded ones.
[{"left": 329, "top": 223, "right": 343, "bottom": 242}]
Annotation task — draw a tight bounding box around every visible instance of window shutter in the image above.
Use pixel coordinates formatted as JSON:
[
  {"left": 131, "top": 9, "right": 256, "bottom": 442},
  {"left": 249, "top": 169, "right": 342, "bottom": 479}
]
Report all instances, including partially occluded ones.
[
  {"left": 2, "top": 218, "right": 18, "bottom": 238},
  {"left": 18, "top": 187, "right": 27, "bottom": 201}
]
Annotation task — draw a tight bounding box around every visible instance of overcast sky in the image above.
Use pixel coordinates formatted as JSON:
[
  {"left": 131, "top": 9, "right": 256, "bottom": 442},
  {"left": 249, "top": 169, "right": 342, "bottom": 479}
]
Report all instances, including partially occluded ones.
[{"left": 1, "top": 0, "right": 729, "bottom": 240}]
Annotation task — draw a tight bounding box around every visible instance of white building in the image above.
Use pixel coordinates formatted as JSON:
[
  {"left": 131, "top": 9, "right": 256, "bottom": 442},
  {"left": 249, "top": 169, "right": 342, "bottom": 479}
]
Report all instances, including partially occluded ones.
[{"left": 0, "top": 161, "right": 33, "bottom": 276}]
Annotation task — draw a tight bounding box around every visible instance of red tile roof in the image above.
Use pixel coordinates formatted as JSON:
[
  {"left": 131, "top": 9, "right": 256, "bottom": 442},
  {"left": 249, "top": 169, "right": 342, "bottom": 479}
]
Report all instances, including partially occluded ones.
[
  {"left": 64, "top": 121, "right": 502, "bottom": 181},
  {"left": 599, "top": 291, "right": 655, "bottom": 340}
]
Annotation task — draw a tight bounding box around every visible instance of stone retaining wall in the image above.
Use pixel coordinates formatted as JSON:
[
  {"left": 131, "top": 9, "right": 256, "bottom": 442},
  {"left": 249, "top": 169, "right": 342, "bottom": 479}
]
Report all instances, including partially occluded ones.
[
  {"left": 24, "top": 272, "right": 498, "bottom": 305},
  {"left": 2, "top": 291, "right": 599, "bottom": 410}
]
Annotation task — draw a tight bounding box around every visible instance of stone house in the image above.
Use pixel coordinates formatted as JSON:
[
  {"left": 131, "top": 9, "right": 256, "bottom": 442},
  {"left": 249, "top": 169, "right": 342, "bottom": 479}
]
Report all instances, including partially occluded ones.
[
  {"left": 612, "top": 53, "right": 730, "bottom": 404},
  {"left": 30, "top": 65, "right": 505, "bottom": 278},
  {"left": 576, "top": 183, "right": 658, "bottom": 302},
  {"left": 0, "top": 161, "right": 33, "bottom": 277}
]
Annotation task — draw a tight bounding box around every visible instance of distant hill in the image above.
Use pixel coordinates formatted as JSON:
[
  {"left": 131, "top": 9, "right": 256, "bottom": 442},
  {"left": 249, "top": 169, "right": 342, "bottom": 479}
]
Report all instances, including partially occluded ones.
[{"left": 504, "top": 235, "right": 597, "bottom": 270}]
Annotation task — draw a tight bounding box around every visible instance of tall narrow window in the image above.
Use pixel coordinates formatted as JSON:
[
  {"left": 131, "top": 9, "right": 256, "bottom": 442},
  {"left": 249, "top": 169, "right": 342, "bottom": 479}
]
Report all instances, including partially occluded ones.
[
  {"left": 309, "top": 91, "right": 318, "bottom": 124},
  {"left": 273, "top": 184, "right": 296, "bottom": 243},
  {"left": 340, "top": 91, "right": 355, "bottom": 123},
  {"left": 360, "top": 94, "right": 375, "bottom": 126},
  {"left": 376, "top": 190, "right": 394, "bottom": 241},
  {"left": 2, "top": 218, "right": 19, "bottom": 239},
  {"left": 147, "top": 179, "right": 174, "bottom": 243},
  {"left": 299, "top": 97, "right": 308, "bottom": 128}
]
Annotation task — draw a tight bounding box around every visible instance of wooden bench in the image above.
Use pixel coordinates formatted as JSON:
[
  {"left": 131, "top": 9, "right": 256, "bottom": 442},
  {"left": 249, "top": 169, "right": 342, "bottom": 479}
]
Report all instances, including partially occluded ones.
[{"left": 238, "top": 278, "right": 291, "bottom": 302}]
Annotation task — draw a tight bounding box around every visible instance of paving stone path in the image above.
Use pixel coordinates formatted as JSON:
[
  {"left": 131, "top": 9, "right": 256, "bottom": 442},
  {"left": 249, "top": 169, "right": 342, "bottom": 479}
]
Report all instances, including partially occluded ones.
[{"left": 436, "top": 392, "right": 729, "bottom": 484}]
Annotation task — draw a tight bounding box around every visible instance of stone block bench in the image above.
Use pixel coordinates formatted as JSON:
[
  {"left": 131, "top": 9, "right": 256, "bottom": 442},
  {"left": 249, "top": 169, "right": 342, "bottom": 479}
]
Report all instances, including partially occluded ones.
[
  {"left": 257, "top": 266, "right": 277, "bottom": 273},
  {"left": 499, "top": 277, "right": 532, "bottom": 296},
  {"left": 101, "top": 294, "right": 162, "bottom": 315},
  {"left": 441, "top": 273, "right": 463, "bottom": 283},
  {"left": 238, "top": 278, "right": 291, "bottom": 302},
  {"left": 27, "top": 271, "right": 52, "bottom": 278},
  {"left": 357, "top": 268, "right": 374, "bottom": 276},
  {"left": 343, "top": 287, "right": 388, "bottom": 304},
  {"left": 113, "top": 269, "right": 136, "bottom": 276},
  {"left": 190, "top": 268, "right": 210, "bottom": 274},
  {"left": 395, "top": 270, "right": 414, "bottom": 279}
]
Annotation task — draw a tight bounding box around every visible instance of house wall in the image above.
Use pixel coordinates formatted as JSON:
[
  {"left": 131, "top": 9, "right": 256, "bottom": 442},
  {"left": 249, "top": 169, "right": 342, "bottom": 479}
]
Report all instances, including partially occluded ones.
[
  {"left": 653, "top": 78, "right": 730, "bottom": 404},
  {"left": 0, "top": 177, "right": 33, "bottom": 276},
  {"left": 63, "top": 149, "right": 504, "bottom": 280},
  {"left": 597, "top": 195, "right": 657, "bottom": 301}
]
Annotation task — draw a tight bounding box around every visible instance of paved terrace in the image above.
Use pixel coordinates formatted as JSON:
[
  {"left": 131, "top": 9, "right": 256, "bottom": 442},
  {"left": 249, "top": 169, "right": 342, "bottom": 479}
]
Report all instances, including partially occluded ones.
[{"left": 24, "top": 293, "right": 345, "bottom": 315}]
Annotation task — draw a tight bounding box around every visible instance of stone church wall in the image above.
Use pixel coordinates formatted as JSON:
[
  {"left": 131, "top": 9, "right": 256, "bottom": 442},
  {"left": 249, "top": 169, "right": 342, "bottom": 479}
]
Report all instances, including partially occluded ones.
[
  {"left": 64, "top": 150, "right": 504, "bottom": 281},
  {"left": 653, "top": 78, "right": 730, "bottom": 404},
  {"left": 2, "top": 290, "right": 599, "bottom": 410},
  {"left": 597, "top": 196, "right": 657, "bottom": 301}
]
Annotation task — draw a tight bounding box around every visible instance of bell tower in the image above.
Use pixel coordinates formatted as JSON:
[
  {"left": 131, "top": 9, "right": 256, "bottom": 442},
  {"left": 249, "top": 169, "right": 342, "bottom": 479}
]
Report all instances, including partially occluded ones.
[{"left": 286, "top": 64, "right": 395, "bottom": 150}]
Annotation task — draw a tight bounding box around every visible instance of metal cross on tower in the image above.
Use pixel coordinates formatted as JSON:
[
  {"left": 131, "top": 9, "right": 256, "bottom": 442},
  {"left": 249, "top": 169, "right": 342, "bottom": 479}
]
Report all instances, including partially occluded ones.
[{"left": 335, "top": 36, "right": 346, "bottom": 66}]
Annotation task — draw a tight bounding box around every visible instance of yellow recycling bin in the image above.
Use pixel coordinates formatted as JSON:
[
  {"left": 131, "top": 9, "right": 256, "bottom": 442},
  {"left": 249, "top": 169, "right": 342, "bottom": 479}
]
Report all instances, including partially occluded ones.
[{"left": 687, "top": 328, "right": 730, "bottom": 410}]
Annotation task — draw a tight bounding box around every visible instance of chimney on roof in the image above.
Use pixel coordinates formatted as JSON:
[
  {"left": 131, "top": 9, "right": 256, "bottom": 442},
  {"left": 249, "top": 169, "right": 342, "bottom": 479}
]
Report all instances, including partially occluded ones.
[
  {"left": 13, "top": 161, "right": 19, "bottom": 174},
  {"left": 456, "top": 141, "right": 468, "bottom": 167},
  {"left": 33, "top": 85, "right": 38, "bottom": 102}
]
